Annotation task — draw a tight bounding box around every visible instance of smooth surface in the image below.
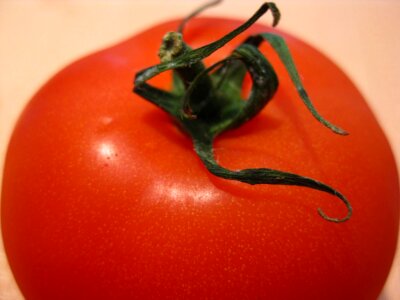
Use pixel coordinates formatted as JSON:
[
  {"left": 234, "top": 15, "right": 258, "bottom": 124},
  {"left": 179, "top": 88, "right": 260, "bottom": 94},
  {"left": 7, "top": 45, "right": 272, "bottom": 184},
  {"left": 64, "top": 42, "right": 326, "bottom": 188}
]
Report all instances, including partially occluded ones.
[
  {"left": 1, "top": 16, "right": 399, "bottom": 299},
  {"left": 0, "top": 1, "right": 399, "bottom": 299}
]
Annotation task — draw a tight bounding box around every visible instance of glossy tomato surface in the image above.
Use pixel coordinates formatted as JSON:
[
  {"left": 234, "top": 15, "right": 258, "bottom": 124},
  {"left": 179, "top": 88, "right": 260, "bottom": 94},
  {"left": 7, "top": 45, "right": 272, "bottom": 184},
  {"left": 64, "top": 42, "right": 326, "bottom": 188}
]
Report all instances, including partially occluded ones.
[{"left": 1, "top": 17, "right": 399, "bottom": 300}]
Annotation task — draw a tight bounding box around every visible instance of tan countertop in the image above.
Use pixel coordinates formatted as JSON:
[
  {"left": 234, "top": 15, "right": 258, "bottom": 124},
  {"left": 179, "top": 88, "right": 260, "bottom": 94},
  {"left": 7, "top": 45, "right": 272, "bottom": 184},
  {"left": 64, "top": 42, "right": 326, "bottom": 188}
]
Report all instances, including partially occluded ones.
[{"left": 1, "top": 1, "right": 399, "bottom": 299}]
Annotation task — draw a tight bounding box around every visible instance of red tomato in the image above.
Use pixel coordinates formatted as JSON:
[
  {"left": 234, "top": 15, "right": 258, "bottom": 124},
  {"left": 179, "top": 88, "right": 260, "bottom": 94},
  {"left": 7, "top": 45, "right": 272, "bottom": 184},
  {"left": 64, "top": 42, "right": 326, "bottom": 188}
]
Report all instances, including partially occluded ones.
[{"left": 1, "top": 13, "right": 399, "bottom": 300}]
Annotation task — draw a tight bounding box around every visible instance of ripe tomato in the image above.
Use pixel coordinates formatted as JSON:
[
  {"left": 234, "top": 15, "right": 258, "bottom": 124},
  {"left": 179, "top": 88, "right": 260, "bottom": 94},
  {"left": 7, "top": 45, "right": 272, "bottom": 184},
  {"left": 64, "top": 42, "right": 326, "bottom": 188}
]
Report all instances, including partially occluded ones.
[{"left": 1, "top": 8, "right": 399, "bottom": 300}]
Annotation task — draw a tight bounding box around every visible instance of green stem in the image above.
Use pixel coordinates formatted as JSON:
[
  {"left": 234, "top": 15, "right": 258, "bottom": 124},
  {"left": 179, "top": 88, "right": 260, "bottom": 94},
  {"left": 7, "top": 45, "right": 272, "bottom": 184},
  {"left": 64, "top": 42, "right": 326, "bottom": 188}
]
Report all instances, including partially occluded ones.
[{"left": 133, "top": 1, "right": 351, "bottom": 222}]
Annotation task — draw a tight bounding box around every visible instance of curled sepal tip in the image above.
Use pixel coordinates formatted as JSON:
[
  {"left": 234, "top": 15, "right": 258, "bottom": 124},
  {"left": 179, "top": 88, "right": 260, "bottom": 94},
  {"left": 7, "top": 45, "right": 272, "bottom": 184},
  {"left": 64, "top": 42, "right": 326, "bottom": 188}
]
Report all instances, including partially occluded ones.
[
  {"left": 246, "top": 32, "right": 348, "bottom": 135},
  {"left": 194, "top": 139, "right": 352, "bottom": 223},
  {"left": 317, "top": 189, "right": 352, "bottom": 223}
]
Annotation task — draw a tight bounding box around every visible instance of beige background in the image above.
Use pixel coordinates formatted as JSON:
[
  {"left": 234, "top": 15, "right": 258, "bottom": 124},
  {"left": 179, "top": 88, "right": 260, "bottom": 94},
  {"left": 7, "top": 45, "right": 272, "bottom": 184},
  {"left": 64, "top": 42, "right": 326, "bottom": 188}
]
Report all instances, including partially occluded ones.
[{"left": 0, "top": 0, "right": 399, "bottom": 299}]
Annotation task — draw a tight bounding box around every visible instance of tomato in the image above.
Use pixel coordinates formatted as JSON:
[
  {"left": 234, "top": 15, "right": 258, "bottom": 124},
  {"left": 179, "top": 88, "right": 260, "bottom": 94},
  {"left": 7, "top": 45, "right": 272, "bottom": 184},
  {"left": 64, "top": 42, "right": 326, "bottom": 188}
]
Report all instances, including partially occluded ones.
[{"left": 1, "top": 5, "right": 399, "bottom": 300}]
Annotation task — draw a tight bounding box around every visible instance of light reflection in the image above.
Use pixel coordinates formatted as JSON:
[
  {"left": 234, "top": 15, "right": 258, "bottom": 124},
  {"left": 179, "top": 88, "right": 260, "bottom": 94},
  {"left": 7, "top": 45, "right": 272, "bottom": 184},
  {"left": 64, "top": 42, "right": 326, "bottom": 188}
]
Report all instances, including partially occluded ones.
[
  {"left": 97, "top": 141, "right": 117, "bottom": 162},
  {"left": 153, "top": 181, "right": 218, "bottom": 204}
]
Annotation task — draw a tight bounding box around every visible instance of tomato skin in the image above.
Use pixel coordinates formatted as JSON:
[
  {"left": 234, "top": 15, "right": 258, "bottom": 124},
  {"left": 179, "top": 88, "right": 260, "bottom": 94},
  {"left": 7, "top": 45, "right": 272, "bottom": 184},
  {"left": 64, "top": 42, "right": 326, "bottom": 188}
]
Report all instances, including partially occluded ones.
[{"left": 1, "top": 17, "right": 399, "bottom": 300}]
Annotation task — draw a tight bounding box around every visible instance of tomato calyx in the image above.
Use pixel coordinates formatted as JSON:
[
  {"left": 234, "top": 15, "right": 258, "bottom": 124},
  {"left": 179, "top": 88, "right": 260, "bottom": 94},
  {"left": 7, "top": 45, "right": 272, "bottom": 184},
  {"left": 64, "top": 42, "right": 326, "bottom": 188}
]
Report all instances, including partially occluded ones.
[{"left": 133, "top": 1, "right": 352, "bottom": 222}]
